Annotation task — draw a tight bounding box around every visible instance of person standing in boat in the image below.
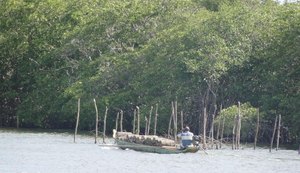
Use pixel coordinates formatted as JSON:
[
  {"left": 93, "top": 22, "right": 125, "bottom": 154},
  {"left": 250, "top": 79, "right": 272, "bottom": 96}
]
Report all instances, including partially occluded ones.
[{"left": 177, "top": 126, "right": 194, "bottom": 149}]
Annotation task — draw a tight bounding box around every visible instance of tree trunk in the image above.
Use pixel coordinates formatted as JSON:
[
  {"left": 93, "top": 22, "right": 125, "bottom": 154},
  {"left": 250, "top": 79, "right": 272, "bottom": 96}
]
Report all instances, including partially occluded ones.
[
  {"left": 103, "top": 106, "right": 108, "bottom": 143},
  {"left": 154, "top": 103, "right": 158, "bottom": 136},
  {"left": 276, "top": 114, "right": 281, "bottom": 151},
  {"left": 270, "top": 115, "right": 278, "bottom": 152},
  {"left": 74, "top": 98, "right": 80, "bottom": 143},
  {"left": 93, "top": 99, "right": 99, "bottom": 144},
  {"left": 254, "top": 108, "right": 260, "bottom": 150}
]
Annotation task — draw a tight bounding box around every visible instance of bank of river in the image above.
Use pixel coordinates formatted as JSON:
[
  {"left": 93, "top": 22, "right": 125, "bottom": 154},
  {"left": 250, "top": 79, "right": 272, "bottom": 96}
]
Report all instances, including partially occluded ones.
[{"left": 0, "top": 129, "right": 299, "bottom": 173}]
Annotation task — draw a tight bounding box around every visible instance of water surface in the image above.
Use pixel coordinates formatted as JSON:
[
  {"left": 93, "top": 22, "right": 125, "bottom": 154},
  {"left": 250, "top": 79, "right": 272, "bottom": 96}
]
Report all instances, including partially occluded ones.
[{"left": 0, "top": 129, "right": 299, "bottom": 173}]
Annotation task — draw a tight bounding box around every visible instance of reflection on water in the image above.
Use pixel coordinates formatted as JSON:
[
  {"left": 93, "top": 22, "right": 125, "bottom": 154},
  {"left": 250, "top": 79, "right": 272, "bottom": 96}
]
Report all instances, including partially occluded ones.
[{"left": 0, "top": 129, "right": 299, "bottom": 173}]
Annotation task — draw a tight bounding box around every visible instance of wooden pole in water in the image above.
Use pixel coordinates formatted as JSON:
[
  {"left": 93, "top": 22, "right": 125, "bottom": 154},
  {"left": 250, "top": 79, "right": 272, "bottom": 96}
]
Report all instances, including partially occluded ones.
[
  {"left": 16, "top": 115, "right": 19, "bottom": 129},
  {"left": 237, "top": 101, "right": 241, "bottom": 149},
  {"left": 180, "top": 110, "right": 184, "bottom": 131},
  {"left": 103, "top": 106, "right": 108, "bottom": 143},
  {"left": 167, "top": 107, "right": 173, "bottom": 139},
  {"left": 74, "top": 98, "right": 80, "bottom": 143},
  {"left": 211, "top": 104, "right": 217, "bottom": 149},
  {"left": 220, "top": 117, "right": 225, "bottom": 149},
  {"left": 147, "top": 106, "right": 153, "bottom": 135},
  {"left": 115, "top": 112, "right": 119, "bottom": 132},
  {"left": 203, "top": 106, "right": 207, "bottom": 149},
  {"left": 254, "top": 108, "right": 260, "bottom": 150},
  {"left": 137, "top": 106, "right": 140, "bottom": 135},
  {"left": 132, "top": 109, "right": 136, "bottom": 134},
  {"left": 216, "top": 116, "right": 220, "bottom": 149},
  {"left": 270, "top": 115, "right": 278, "bottom": 152},
  {"left": 173, "top": 101, "right": 178, "bottom": 142},
  {"left": 276, "top": 114, "right": 281, "bottom": 151},
  {"left": 93, "top": 99, "right": 99, "bottom": 144},
  {"left": 120, "top": 110, "right": 123, "bottom": 132},
  {"left": 232, "top": 114, "right": 237, "bottom": 150},
  {"left": 144, "top": 116, "right": 148, "bottom": 135},
  {"left": 154, "top": 103, "right": 158, "bottom": 136}
]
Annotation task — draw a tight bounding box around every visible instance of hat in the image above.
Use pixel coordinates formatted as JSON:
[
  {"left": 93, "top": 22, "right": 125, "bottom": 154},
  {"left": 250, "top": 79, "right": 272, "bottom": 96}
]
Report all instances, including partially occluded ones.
[{"left": 184, "top": 126, "right": 190, "bottom": 132}]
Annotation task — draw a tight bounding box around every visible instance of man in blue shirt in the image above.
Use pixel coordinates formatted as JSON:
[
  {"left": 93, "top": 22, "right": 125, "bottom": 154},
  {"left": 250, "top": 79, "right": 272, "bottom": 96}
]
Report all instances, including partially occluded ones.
[{"left": 177, "top": 126, "right": 194, "bottom": 149}]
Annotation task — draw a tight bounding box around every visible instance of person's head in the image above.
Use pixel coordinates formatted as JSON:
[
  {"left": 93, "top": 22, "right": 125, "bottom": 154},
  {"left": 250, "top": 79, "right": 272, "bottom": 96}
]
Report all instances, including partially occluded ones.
[{"left": 183, "top": 126, "right": 190, "bottom": 132}]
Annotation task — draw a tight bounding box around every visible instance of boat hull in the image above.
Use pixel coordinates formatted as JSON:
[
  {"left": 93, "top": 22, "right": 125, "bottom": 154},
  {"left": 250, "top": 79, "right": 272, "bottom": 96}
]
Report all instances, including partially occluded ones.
[{"left": 116, "top": 139, "right": 199, "bottom": 154}]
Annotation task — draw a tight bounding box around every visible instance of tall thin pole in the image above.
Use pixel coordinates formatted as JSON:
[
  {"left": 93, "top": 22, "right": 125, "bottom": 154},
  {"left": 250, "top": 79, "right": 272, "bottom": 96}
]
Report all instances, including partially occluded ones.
[
  {"left": 74, "top": 98, "right": 80, "bottom": 143},
  {"left": 133, "top": 109, "right": 136, "bottom": 134},
  {"left": 137, "top": 106, "right": 140, "bottom": 135},
  {"left": 237, "top": 102, "right": 241, "bottom": 149},
  {"left": 115, "top": 112, "right": 119, "bottom": 131},
  {"left": 120, "top": 110, "right": 123, "bottom": 132},
  {"left": 220, "top": 117, "right": 225, "bottom": 149},
  {"left": 232, "top": 114, "right": 237, "bottom": 150},
  {"left": 103, "top": 106, "right": 108, "bottom": 143},
  {"left": 172, "top": 101, "right": 177, "bottom": 142},
  {"left": 270, "top": 115, "right": 278, "bottom": 152},
  {"left": 93, "top": 99, "right": 99, "bottom": 144},
  {"left": 276, "top": 114, "right": 281, "bottom": 151},
  {"left": 147, "top": 106, "right": 153, "bottom": 135},
  {"left": 254, "top": 108, "right": 260, "bottom": 150},
  {"left": 180, "top": 110, "right": 184, "bottom": 131},
  {"left": 154, "top": 103, "right": 158, "bottom": 136}
]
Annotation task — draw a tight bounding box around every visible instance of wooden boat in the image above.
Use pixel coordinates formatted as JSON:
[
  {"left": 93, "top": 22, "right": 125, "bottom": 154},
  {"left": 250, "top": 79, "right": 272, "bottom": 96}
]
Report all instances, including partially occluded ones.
[{"left": 113, "top": 131, "right": 199, "bottom": 154}]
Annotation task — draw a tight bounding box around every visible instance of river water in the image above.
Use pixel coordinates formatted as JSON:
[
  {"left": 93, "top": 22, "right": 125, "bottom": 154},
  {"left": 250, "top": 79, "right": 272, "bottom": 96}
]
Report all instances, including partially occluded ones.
[{"left": 0, "top": 129, "right": 299, "bottom": 173}]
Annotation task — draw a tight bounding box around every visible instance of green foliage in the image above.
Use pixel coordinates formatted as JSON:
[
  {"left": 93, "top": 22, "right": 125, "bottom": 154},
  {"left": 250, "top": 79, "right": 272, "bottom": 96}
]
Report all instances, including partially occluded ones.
[
  {"left": 0, "top": 0, "right": 299, "bottom": 143},
  {"left": 215, "top": 103, "right": 258, "bottom": 141}
]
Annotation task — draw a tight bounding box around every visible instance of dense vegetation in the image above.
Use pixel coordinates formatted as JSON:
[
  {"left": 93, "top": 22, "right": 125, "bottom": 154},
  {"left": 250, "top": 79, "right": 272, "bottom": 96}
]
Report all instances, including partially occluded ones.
[{"left": 1, "top": 0, "right": 299, "bottom": 144}]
